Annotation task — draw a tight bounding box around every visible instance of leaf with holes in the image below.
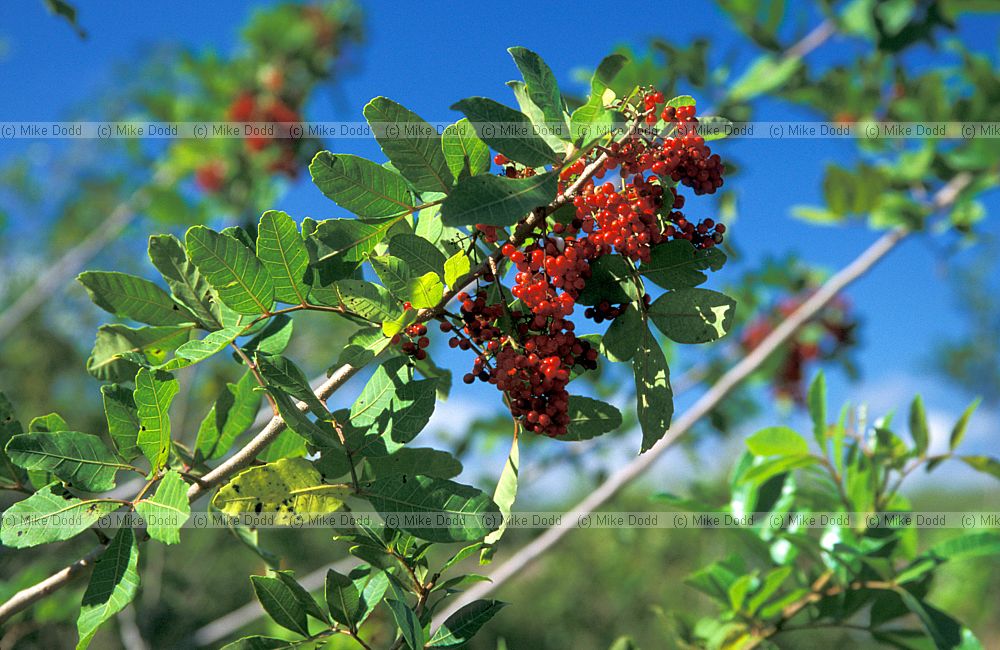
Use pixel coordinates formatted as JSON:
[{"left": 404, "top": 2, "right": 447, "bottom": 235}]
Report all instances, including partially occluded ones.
[
  {"left": 562, "top": 396, "right": 623, "bottom": 442},
  {"left": 86, "top": 324, "right": 193, "bottom": 383},
  {"left": 0, "top": 487, "right": 119, "bottom": 548},
  {"left": 133, "top": 368, "right": 178, "bottom": 474},
  {"left": 212, "top": 458, "right": 348, "bottom": 524},
  {"left": 648, "top": 288, "right": 736, "bottom": 344},
  {"left": 633, "top": 326, "right": 673, "bottom": 453}
]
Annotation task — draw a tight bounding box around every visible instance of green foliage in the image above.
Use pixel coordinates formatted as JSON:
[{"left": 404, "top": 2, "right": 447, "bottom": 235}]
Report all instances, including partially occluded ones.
[
  {"left": 133, "top": 368, "right": 178, "bottom": 474},
  {"left": 134, "top": 470, "right": 191, "bottom": 544},
  {"left": 5, "top": 431, "right": 127, "bottom": 492},
  {"left": 309, "top": 152, "right": 415, "bottom": 218},
  {"left": 76, "top": 527, "right": 140, "bottom": 649},
  {"left": 211, "top": 458, "right": 349, "bottom": 523},
  {"left": 440, "top": 171, "right": 558, "bottom": 227},
  {"left": 186, "top": 226, "right": 275, "bottom": 315},
  {"left": 365, "top": 96, "right": 454, "bottom": 194}
]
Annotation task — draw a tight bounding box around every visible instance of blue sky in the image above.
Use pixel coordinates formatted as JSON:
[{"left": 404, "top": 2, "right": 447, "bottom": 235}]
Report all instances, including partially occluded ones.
[{"left": 1, "top": 1, "right": 998, "bottom": 488}]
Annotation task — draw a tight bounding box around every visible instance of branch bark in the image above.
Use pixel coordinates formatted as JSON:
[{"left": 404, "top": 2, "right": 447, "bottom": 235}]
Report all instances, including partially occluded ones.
[{"left": 0, "top": 170, "right": 172, "bottom": 341}]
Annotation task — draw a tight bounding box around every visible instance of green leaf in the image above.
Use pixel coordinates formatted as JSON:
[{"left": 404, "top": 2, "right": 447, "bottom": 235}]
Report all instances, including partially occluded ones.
[
  {"left": 0, "top": 392, "right": 24, "bottom": 485},
  {"left": 444, "top": 250, "right": 472, "bottom": 289},
  {"left": 364, "top": 448, "right": 463, "bottom": 479},
  {"left": 640, "top": 239, "right": 726, "bottom": 290},
  {"left": 211, "top": 458, "right": 348, "bottom": 524},
  {"left": 600, "top": 304, "right": 642, "bottom": 362},
  {"left": 256, "top": 353, "right": 328, "bottom": 418},
  {"left": 148, "top": 234, "right": 223, "bottom": 329},
  {"left": 364, "top": 475, "right": 500, "bottom": 542},
  {"left": 648, "top": 288, "right": 736, "bottom": 344},
  {"left": 481, "top": 435, "right": 518, "bottom": 562},
  {"left": 265, "top": 389, "right": 339, "bottom": 449},
  {"left": 388, "top": 233, "right": 448, "bottom": 277},
  {"left": 927, "top": 532, "right": 1000, "bottom": 561},
  {"left": 570, "top": 53, "right": 627, "bottom": 143},
  {"left": 257, "top": 211, "right": 311, "bottom": 305},
  {"left": 186, "top": 226, "right": 274, "bottom": 315},
  {"left": 256, "top": 429, "right": 308, "bottom": 464},
  {"left": 562, "top": 396, "right": 623, "bottom": 441},
  {"left": 442, "top": 119, "right": 491, "bottom": 179},
  {"left": 633, "top": 326, "right": 673, "bottom": 453},
  {"left": 949, "top": 399, "right": 980, "bottom": 451},
  {"left": 86, "top": 324, "right": 192, "bottom": 383},
  {"left": 219, "top": 637, "right": 294, "bottom": 650},
  {"left": 336, "top": 327, "right": 392, "bottom": 371},
  {"left": 508, "top": 47, "right": 566, "bottom": 135},
  {"left": 310, "top": 279, "right": 402, "bottom": 322},
  {"left": 195, "top": 372, "right": 260, "bottom": 461},
  {"left": 310, "top": 151, "right": 415, "bottom": 218},
  {"left": 959, "top": 456, "right": 1000, "bottom": 481},
  {"left": 157, "top": 325, "right": 243, "bottom": 371},
  {"left": 250, "top": 575, "right": 310, "bottom": 638},
  {"left": 134, "top": 470, "right": 190, "bottom": 544},
  {"left": 0, "top": 487, "right": 118, "bottom": 548},
  {"left": 365, "top": 96, "right": 454, "bottom": 193},
  {"left": 746, "top": 427, "right": 809, "bottom": 457},
  {"left": 325, "top": 568, "right": 362, "bottom": 627},
  {"left": 134, "top": 368, "right": 179, "bottom": 474},
  {"left": 76, "top": 527, "right": 140, "bottom": 649},
  {"left": 576, "top": 255, "right": 634, "bottom": 306},
  {"left": 242, "top": 315, "right": 294, "bottom": 356},
  {"left": 897, "top": 589, "right": 963, "bottom": 649},
  {"left": 351, "top": 357, "right": 436, "bottom": 444},
  {"left": 78, "top": 271, "right": 196, "bottom": 326},
  {"left": 101, "top": 384, "right": 141, "bottom": 461},
  {"left": 909, "top": 395, "right": 930, "bottom": 456},
  {"left": 441, "top": 171, "right": 558, "bottom": 227},
  {"left": 451, "top": 97, "right": 559, "bottom": 167},
  {"left": 807, "top": 372, "right": 827, "bottom": 446},
  {"left": 273, "top": 570, "right": 328, "bottom": 623},
  {"left": 746, "top": 566, "right": 793, "bottom": 616},
  {"left": 408, "top": 272, "right": 444, "bottom": 309},
  {"left": 428, "top": 600, "right": 507, "bottom": 648},
  {"left": 313, "top": 216, "right": 408, "bottom": 267},
  {"left": 6, "top": 432, "right": 126, "bottom": 492},
  {"left": 370, "top": 254, "right": 413, "bottom": 298},
  {"left": 29, "top": 412, "right": 67, "bottom": 433},
  {"left": 508, "top": 80, "right": 568, "bottom": 152},
  {"left": 728, "top": 54, "right": 801, "bottom": 102},
  {"left": 386, "top": 598, "right": 424, "bottom": 650}
]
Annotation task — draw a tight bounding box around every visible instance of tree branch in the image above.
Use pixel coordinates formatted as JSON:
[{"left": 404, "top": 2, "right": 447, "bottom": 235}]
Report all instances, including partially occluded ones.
[{"left": 0, "top": 169, "right": 172, "bottom": 341}]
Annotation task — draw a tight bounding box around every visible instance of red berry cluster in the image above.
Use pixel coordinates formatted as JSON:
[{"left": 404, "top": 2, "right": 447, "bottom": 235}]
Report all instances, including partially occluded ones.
[
  {"left": 741, "top": 295, "right": 857, "bottom": 402},
  {"left": 452, "top": 291, "right": 597, "bottom": 436},
  {"left": 391, "top": 320, "right": 430, "bottom": 361},
  {"left": 402, "top": 91, "right": 726, "bottom": 436}
]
